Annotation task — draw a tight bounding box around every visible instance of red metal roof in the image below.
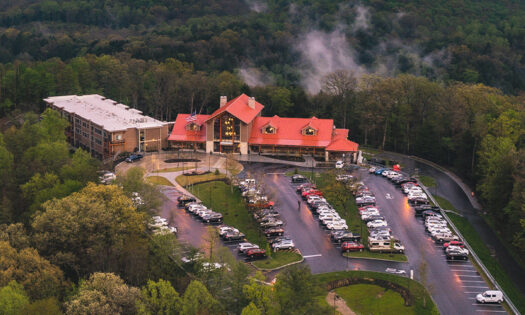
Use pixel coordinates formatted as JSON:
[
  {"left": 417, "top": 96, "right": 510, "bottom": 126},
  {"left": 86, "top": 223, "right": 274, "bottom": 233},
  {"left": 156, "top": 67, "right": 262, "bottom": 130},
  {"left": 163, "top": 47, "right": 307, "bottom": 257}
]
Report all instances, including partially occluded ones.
[
  {"left": 326, "top": 129, "right": 359, "bottom": 152},
  {"left": 249, "top": 116, "right": 334, "bottom": 147},
  {"left": 206, "top": 94, "right": 264, "bottom": 124},
  {"left": 168, "top": 114, "right": 209, "bottom": 142}
]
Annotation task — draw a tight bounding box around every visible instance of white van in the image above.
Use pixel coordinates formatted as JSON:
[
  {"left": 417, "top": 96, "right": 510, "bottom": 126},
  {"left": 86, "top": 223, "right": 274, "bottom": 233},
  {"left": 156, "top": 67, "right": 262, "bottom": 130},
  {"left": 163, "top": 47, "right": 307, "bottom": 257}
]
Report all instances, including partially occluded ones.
[
  {"left": 368, "top": 239, "right": 405, "bottom": 253},
  {"left": 476, "top": 290, "right": 503, "bottom": 304}
]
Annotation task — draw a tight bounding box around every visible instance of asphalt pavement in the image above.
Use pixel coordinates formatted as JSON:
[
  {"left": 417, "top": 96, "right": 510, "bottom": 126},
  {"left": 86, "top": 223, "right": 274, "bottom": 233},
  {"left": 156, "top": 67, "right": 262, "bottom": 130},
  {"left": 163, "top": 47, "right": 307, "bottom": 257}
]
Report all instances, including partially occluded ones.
[{"left": 158, "top": 162, "right": 508, "bottom": 315}]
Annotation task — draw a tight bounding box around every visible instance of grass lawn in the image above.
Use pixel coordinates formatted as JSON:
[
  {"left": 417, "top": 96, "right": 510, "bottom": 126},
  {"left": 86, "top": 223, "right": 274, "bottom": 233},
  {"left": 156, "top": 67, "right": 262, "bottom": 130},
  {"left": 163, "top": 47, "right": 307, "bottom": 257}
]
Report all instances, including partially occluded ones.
[
  {"left": 447, "top": 211, "right": 525, "bottom": 313},
  {"left": 146, "top": 176, "right": 174, "bottom": 186},
  {"left": 434, "top": 195, "right": 456, "bottom": 212},
  {"left": 152, "top": 167, "right": 188, "bottom": 173},
  {"left": 251, "top": 251, "right": 303, "bottom": 269},
  {"left": 189, "top": 181, "right": 267, "bottom": 247},
  {"left": 176, "top": 173, "right": 227, "bottom": 186},
  {"left": 336, "top": 284, "right": 416, "bottom": 315},
  {"left": 343, "top": 251, "right": 408, "bottom": 262},
  {"left": 314, "top": 271, "right": 439, "bottom": 315},
  {"left": 419, "top": 175, "right": 436, "bottom": 188}
]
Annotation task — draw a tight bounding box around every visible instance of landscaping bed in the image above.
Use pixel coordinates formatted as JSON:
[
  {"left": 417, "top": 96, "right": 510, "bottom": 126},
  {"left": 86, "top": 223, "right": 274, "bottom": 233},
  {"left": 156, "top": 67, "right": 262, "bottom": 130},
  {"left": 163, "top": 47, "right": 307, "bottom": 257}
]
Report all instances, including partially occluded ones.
[
  {"left": 343, "top": 251, "right": 408, "bottom": 262},
  {"left": 146, "top": 176, "right": 174, "bottom": 186},
  {"left": 251, "top": 251, "right": 303, "bottom": 269},
  {"left": 176, "top": 173, "right": 227, "bottom": 186},
  {"left": 336, "top": 284, "right": 415, "bottom": 314},
  {"left": 314, "top": 271, "right": 439, "bottom": 315},
  {"left": 165, "top": 158, "right": 201, "bottom": 163},
  {"left": 189, "top": 180, "right": 301, "bottom": 269}
]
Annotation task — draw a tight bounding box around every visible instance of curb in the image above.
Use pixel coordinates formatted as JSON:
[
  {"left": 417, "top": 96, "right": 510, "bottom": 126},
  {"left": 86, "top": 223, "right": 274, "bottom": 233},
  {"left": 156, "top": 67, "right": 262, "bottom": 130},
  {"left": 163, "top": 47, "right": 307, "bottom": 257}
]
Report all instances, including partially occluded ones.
[
  {"left": 342, "top": 253, "right": 408, "bottom": 263},
  {"left": 251, "top": 250, "right": 305, "bottom": 271}
]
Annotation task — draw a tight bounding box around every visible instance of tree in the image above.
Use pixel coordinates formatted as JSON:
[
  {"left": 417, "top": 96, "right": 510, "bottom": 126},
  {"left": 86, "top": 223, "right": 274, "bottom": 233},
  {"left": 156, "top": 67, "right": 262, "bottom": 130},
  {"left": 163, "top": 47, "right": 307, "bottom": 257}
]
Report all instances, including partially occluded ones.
[
  {"left": 137, "top": 279, "right": 182, "bottom": 315},
  {"left": 241, "top": 302, "right": 262, "bottom": 315},
  {"left": 274, "top": 265, "right": 326, "bottom": 315},
  {"left": 181, "top": 280, "right": 221, "bottom": 315},
  {"left": 60, "top": 149, "right": 100, "bottom": 184},
  {"left": 243, "top": 272, "right": 278, "bottom": 315},
  {"left": 0, "top": 281, "right": 30, "bottom": 315},
  {"left": 117, "top": 167, "right": 164, "bottom": 215},
  {"left": 32, "top": 183, "right": 147, "bottom": 280},
  {"left": 65, "top": 272, "right": 140, "bottom": 315},
  {"left": 21, "top": 297, "right": 62, "bottom": 315},
  {"left": 0, "top": 241, "right": 65, "bottom": 301},
  {"left": 322, "top": 70, "right": 357, "bottom": 129},
  {"left": 0, "top": 223, "right": 30, "bottom": 249}
]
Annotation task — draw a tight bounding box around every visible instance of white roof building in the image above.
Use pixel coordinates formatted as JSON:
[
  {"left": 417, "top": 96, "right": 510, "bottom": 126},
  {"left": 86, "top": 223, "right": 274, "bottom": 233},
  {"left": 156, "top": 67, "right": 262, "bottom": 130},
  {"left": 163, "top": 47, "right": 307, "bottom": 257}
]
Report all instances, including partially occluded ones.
[{"left": 44, "top": 94, "right": 166, "bottom": 132}]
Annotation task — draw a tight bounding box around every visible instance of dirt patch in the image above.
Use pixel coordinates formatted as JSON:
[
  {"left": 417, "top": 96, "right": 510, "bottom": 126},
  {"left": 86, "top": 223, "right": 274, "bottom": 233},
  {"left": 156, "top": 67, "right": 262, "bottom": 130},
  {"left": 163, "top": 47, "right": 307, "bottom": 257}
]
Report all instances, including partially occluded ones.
[{"left": 326, "top": 291, "right": 356, "bottom": 315}]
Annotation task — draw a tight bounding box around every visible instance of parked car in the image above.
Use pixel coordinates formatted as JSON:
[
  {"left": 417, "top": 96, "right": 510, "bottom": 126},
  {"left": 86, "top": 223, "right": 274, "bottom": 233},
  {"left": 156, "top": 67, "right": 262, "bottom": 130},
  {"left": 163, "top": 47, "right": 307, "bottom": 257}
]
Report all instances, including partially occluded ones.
[
  {"left": 99, "top": 172, "right": 116, "bottom": 184},
  {"left": 237, "top": 242, "right": 259, "bottom": 254},
  {"left": 272, "top": 239, "right": 295, "bottom": 251},
  {"left": 222, "top": 231, "right": 245, "bottom": 241},
  {"left": 336, "top": 174, "right": 353, "bottom": 182},
  {"left": 264, "top": 228, "right": 284, "bottom": 237},
  {"left": 341, "top": 241, "right": 364, "bottom": 252},
  {"left": 445, "top": 245, "right": 469, "bottom": 260},
  {"left": 368, "top": 240, "right": 404, "bottom": 253},
  {"left": 177, "top": 195, "right": 196, "bottom": 207},
  {"left": 260, "top": 219, "right": 283, "bottom": 228},
  {"left": 476, "top": 290, "right": 503, "bottom": 304},
  {"left": 125, "top": 154, "right": 144, "bottom": 163},
  {"left": 433, "top": 233, "right": 459, "bottom": 244},
  {"left": 245, "top": 248, "right": 266, "bottom": 260},
  {"left": 219, "top": 225, "right": 238, "bottom": 236},
  {"left": 443, "top": 240, "right": 465, "bottom": 249},
  {"left": 202, "top": 213, "right": 223, "bottom": 224},
  {"left": 326, "top": 221, "right": 348, "bottom": 230},
  {"left": 367, "top": 220, "right": 388, "bottom": 228},
  {"left": 335, "top": 160, "right": 344, "bottom": 168},
  {"left": 291, "top": 174, "right": 308, "bottom": 183},
  {"left": 368, "top": 166, "right": 377, "bottom": 173}
]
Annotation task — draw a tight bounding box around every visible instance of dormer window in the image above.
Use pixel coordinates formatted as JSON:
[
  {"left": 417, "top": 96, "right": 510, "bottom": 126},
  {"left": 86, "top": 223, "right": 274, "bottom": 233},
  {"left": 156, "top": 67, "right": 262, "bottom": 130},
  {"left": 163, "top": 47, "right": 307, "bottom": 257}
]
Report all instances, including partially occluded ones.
[
  {"left": 303, "top": 126, "right": 317, "bottom": 136},
  {"left": 186, "top": 122, "right": 200, "bottom": 131},
  {"left": 263, "top": 125, "right": 276, "bottom": 134}
]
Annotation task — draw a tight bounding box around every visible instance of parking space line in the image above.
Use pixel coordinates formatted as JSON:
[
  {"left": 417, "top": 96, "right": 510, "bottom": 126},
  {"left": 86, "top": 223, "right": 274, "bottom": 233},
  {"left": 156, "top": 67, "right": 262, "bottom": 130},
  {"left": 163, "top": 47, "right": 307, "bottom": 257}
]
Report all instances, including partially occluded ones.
[
  {"left": 457, "top": 275, "right": 483, "bottom": 278},
  {"left": 451, "top": 269, "right": 477, "bottom": 272},
  {"left": 472, "top": 304, "right": 504, "bottom": 307},
  {"left": 462, "top": 286, "right": 489, "bottom": 288},
  {"left": 475, "top": 311, "right": 507, "bottom": 313},
  {"left": 461, "top": 280, "right": 486, "bottom": 283},
  {"left": 465, "top": 292, "right": 481, "bottom": 293}
]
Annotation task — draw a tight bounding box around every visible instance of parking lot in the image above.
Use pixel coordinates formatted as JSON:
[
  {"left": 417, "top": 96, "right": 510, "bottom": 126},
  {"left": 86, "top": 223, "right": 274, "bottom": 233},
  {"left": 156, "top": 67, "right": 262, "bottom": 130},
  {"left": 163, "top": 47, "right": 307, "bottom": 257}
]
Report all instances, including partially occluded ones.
[{"left": 158, "top": 163, "right": 508, "bottom": 314}]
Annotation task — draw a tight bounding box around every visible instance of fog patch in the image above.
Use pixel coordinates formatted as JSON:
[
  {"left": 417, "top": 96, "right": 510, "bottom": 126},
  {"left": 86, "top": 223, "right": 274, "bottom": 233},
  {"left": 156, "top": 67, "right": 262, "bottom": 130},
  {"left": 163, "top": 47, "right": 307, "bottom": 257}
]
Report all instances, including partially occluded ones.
[
  {"left": 238, "top": 67, "right": 274, "bottom": 87},
  {"left": 245, "top": 0, "right": 267, "bottom": 13}
]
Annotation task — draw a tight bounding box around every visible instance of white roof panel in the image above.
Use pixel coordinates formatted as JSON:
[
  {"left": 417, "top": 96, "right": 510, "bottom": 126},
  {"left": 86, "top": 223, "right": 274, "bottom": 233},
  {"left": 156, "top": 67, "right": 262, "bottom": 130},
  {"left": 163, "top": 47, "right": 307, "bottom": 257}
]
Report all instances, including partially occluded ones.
[{"left": 44, "top": 94, "right": 166, "bottom": 132}]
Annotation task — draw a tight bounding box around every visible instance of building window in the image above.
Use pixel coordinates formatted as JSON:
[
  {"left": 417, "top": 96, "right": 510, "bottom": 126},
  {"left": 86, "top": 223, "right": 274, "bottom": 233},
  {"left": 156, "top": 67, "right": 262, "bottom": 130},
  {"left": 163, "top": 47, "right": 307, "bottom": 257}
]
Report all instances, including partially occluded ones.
[
  {"left": 94, "top": 128, "right": 102, "bottom": 135},
  {"left": 186, "top": 122, "right": 200, "bottom": 131},
  {"left": 115, "top": 134, "right": 123, "bottom": 141},
  {"left": 82, "top": 132, "right": 89, "bottom": 138},
  {"left": 263, "top": 125, "right": 276, "bottom": 134},
  {"left": 303, "top": 126, "right": 317, "bottom": 136},
  {"left": 75, "top": 128, "right": 81, "bottom": 134},
  {"left": 75, "top": 118, "right": 80, "bottom": 124},
  {"left": 82, "top": 122, "right": 87, "bottom": 128},
  {"left": 95, "top": 139, "right": 102, "bottom": 145}
]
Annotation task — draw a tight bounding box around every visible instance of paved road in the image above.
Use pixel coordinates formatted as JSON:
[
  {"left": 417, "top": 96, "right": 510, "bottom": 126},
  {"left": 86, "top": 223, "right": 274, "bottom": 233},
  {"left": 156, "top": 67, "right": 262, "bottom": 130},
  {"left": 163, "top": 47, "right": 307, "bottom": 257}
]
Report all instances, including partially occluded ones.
[
  {"left": 378, "top": 152, "right": 525, "bottom": 297},
  {"left": 242, "top": 164, "right": 408, "bottom": 274},
  {"left": 362, "top": 169, "right": 506, "bottom": 315}
]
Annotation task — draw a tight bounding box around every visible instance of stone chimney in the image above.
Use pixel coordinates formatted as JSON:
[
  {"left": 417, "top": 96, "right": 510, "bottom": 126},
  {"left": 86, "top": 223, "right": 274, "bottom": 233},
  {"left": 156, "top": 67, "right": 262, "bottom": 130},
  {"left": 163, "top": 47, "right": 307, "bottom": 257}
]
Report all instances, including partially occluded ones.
[
  {"left": 220, "top": 96, "right": 227, "bottom": 107},
  {"left": 248, "top": 97, "right": 255, "bottom": 109}
]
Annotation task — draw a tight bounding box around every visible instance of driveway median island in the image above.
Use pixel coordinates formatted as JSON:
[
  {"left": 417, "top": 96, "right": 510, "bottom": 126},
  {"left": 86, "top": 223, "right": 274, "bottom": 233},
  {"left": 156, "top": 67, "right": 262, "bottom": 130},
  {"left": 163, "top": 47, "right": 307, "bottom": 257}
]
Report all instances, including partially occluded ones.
[{"left": 186, "top": 178, "right": 303, "bottom": 269}]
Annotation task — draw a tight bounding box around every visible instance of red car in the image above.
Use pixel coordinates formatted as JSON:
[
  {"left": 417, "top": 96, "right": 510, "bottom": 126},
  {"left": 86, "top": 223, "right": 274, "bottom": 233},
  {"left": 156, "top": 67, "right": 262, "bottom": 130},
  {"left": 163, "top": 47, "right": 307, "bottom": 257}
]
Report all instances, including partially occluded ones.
[
  {"left": 302, "top": 189, "right": 323, "bottom": 198},
  {"left": 443, "top": 240, "right": 465, "bottom": 249},
  {"left": 341, "top": 241, "right": 364, "bottom": 253},
  {"left": 359, "top": 205, "right": 378, "bottom": 213},
  {"left": 246, "top": 248, "right": 266, "bottom": 260},
  {"left": 296, "top": 183, "right": 315, "bottom": 193}
]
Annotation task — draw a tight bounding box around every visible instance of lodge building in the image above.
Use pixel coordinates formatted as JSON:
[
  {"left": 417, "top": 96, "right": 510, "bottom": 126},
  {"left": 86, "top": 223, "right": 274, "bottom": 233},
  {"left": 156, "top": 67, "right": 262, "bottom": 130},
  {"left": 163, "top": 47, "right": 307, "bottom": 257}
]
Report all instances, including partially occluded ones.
[
  {"left": 168, "top": 94, "right": 359, "bottom": 161},
  {"left": 44, "top": 94, "right": 169, "bottom": 159}
]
